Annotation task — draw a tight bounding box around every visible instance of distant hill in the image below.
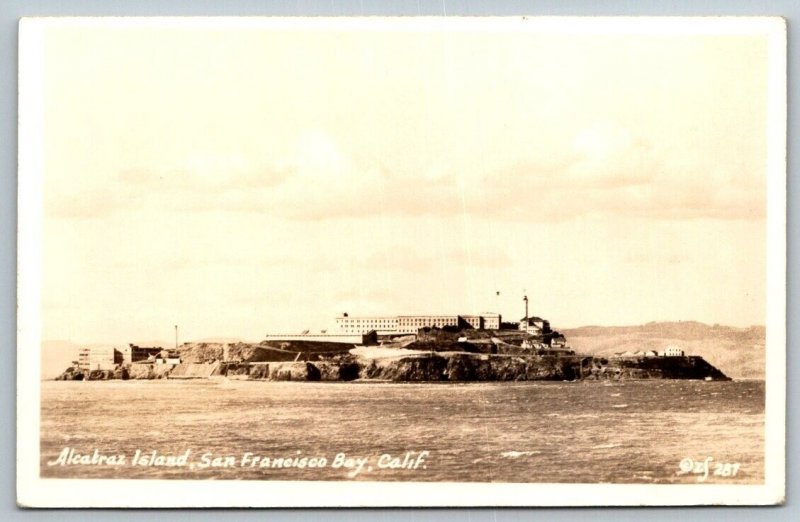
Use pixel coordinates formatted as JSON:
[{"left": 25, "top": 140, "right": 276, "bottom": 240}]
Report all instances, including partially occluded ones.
[{"left": 561, "top": 322, "right": 765, "bottom": 379}]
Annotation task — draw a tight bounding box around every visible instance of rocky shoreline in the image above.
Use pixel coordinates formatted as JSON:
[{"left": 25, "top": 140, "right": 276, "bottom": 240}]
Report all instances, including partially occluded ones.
[{"left": 55, "top": 352, "right": 730, "bottom": 382}]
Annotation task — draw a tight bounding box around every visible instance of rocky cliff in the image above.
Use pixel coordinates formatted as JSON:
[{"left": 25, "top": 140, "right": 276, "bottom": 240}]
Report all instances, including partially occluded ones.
[{"left": 56, "top": 351, "right": 728, "bottom": 382}]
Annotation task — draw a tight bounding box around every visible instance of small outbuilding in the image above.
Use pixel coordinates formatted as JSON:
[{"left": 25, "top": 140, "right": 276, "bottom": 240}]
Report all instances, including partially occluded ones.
[{"left": 661, "top": 346, "right": 685, "bottom": 357}]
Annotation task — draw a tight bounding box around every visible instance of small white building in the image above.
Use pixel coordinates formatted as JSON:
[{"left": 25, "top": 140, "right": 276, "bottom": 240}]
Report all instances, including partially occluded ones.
[
  {"left": 661, "top": 346, "right": 685, "bottom": 357},
  {"left": 519, "top": 316, "right": 551, "bottom": 334}
]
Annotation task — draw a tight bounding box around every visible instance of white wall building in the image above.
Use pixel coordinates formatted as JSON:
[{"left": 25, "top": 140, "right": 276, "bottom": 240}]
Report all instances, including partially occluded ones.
[
  {"left": 335, "top": 315, "right": 399, "bottom": 335},
  {"left": 661, "top": 346, "right": 686, "bottom": 357},
  {"left": 397, "top": 315, "right": 458, "bottom": 333},
  {"left": 77, "top": 346, "right": 122, "bottom": 371},
  {"left": 481, "top": 313, "right": 501, "bottom": 330},
  {"left": 336, "top": 313, "right": 502, "bottom": 335},
  {"left": 519, "top": 316, "right": 551, "bottom": 334}
]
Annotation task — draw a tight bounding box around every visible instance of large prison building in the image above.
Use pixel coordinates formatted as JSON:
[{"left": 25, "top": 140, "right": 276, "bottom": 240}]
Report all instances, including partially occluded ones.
[{"left": 335, "top": 313, "right": 501, "bottom": 335}]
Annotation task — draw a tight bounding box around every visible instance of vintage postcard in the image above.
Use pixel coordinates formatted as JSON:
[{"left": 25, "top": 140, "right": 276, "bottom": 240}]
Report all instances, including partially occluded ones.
[{"left": 17, "top": 17, "right": 786, "bottom": 507}]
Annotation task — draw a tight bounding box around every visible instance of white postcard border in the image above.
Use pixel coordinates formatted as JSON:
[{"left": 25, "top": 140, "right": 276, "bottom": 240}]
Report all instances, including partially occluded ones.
[{"left": 16, "top": 16, "right": 787, "bottom": 508}]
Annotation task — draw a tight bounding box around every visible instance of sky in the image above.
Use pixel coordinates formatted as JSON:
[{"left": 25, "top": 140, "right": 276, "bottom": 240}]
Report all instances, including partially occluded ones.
[{"left": 37, "top": 20, "right": 772, "bottom": 344}]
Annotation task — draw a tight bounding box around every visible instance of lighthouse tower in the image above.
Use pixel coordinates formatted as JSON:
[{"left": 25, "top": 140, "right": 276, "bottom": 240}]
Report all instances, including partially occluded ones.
[{"left": 523, "top": 293, "right": 529, "bottom": 322}]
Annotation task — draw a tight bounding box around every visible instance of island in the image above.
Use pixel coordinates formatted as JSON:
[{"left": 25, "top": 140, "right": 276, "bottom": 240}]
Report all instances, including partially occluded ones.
[{"left": 54, "top": 311, "right": 731, "bottom": 382}]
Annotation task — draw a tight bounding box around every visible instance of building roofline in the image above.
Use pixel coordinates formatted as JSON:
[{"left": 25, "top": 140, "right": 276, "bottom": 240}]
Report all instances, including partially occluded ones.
[{"left": 338, "top": 313, "right": 502, "bottom": 318}]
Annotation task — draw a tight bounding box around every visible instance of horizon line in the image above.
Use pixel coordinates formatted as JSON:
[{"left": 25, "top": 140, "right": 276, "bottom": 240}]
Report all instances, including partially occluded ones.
[{"left": 41, "top": 319, "right": 768, "bottom": 348}]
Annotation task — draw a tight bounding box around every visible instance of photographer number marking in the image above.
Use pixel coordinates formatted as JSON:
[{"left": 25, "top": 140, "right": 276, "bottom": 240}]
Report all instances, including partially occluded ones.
[{"left": 677, "top": 457, "right": 740, "bottom": 482}]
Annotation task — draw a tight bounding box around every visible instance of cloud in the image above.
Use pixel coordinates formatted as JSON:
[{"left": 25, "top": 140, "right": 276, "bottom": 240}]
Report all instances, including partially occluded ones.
[
  {"left": 120, "top": 154, "right": 294, "bottom": 191},
  {"left": 45, "top": 185, "right": 126, "bottom": 219},
  {"left": 46, "top": 150, "right": 294, "bottom": 219},
  {"left": 45, "top": 124, "right": 765, "bottom": 224},
  {"left": 568, "top": 121, "right": 655, "bottom": 187},
  {"left": 238, "top": 125, "right": 765, "bottom": 223}
]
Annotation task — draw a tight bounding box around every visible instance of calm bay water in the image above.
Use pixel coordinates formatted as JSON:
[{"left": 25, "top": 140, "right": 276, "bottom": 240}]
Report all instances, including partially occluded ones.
[{"left": 40, "top": 379, "right": 764, "bottom": 483}]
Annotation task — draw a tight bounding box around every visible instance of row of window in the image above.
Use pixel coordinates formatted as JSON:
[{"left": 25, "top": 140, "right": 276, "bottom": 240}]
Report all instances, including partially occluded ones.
[{"left": 339, "top": 315, "right": 501, "bottom": 333}]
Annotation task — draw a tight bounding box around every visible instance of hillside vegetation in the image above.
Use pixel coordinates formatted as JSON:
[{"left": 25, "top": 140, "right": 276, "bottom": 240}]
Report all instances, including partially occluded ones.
[{"left": 561, "top": 322, "right": 765, "bottom": 379}]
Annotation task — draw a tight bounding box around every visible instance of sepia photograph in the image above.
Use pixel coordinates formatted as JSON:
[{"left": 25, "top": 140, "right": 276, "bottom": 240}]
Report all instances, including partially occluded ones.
[{"left": 16, "top": 16, "right": 786, "bottom": 507}]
